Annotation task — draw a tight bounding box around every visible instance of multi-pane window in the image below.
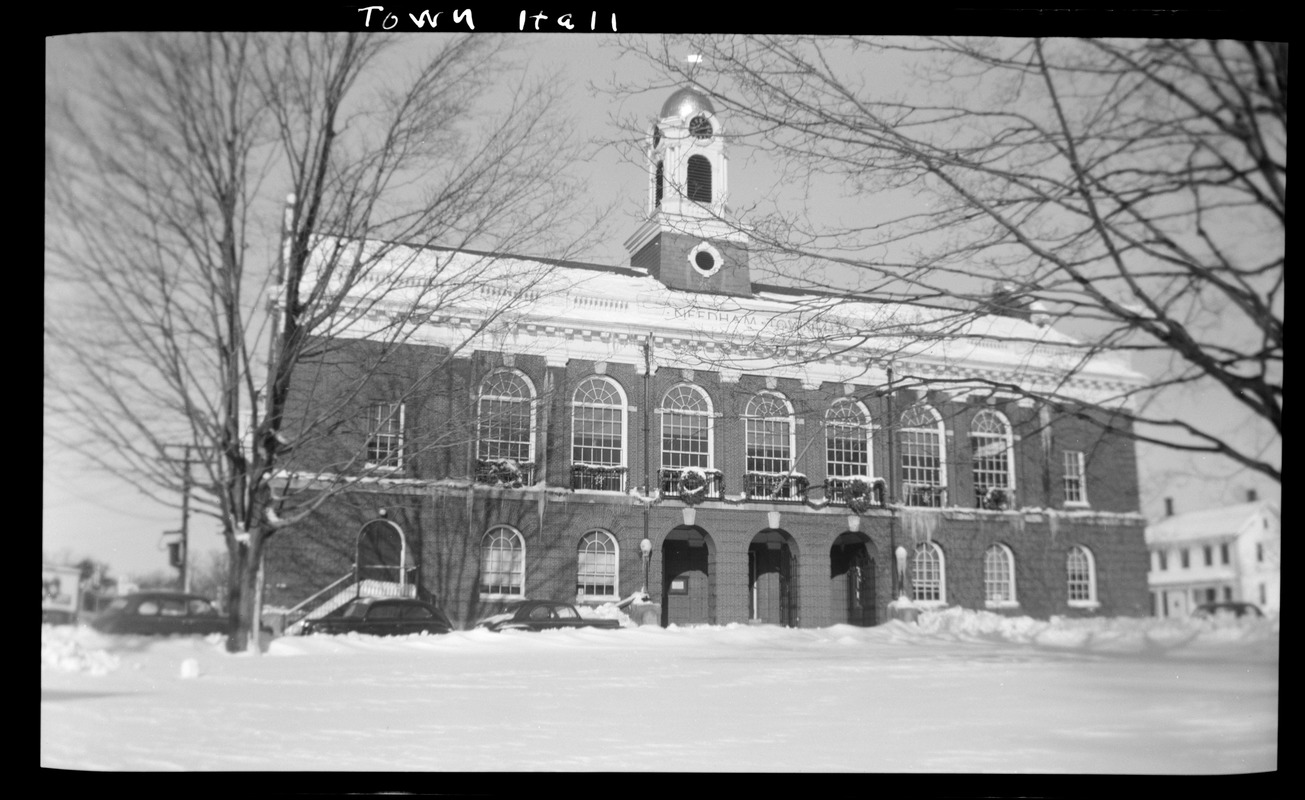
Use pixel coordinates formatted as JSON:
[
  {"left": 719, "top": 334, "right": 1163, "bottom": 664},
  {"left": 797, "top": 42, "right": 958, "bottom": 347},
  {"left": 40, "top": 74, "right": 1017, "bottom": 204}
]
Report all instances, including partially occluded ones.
[
  {"left": 912, "top": 542, "right": 945, "bottom": 604},
  {"left": 1067, "top": 545, "right": 1097, "bottom": 606},
  {"left": 480, "top": 527, "right": 524, "bottom": 597},
  {"left": 577, "top": 530, "right": 618, "bottom": 600},
  {"left": 970, "top": 410, "right": 1013, "bottom": 507},
  {"left": 661, "top": 384, "right": 712, "bottom": 470},
  {"left": 572, "top": 377, "right": 626, "bottom": 467},
  {"left": 1063, "top": 450, "right": 1087, "bottom": 505},
  {"left": 744, "top": 393, "right": 793, "bottom": 474},
  {"left": 899, "top": 405, "right": 945, "bottom": 507},
  {"left": 984, "top": 544, "right": 1016, "bottom": 605},
  {"left": 826, "top": 399, "right": 871, "bottom": 479},
  {"left": 365, "top": 402, "right": 404, "bottom": 469},
  {"left": 477, "top": 370, "right": 534, "bottom": 462}
]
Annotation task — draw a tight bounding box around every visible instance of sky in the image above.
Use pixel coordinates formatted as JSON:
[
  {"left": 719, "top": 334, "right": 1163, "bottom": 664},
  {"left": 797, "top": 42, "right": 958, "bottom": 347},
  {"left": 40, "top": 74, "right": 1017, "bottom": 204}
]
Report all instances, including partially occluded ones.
[
  {"left": 40, "top": 605, "right": 1279, "bottom": 773},
  {"left": 43, "top": 31, "right": 1281, "bottom": 580}
]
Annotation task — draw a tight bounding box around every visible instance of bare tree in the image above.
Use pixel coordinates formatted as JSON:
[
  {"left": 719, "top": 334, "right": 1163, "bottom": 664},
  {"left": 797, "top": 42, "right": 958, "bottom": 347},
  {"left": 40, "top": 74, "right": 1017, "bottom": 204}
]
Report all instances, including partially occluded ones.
[
  {"left": 613, "top": 36, "right": 1282, "bottom": 483},
  {"left": 46, "top": 33, "right": 602, "bottom": 652}
]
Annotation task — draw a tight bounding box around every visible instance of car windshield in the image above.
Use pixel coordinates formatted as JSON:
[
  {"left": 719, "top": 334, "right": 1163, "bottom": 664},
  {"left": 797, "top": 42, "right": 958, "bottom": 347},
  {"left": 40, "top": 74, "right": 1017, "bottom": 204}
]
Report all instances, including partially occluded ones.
[
  {"left": 341, "top": 601, "right": 372, "bottom": 619},
  {"left": 105, "top": 598, "right": 129, "bottom": 613}
]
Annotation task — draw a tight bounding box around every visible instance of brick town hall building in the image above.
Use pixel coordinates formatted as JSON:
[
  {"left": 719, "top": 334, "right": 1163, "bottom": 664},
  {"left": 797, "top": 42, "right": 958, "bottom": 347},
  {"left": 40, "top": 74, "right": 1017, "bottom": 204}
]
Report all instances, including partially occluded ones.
[{"left": 264, "top": 87, "right": 1150, "bottom": 630}]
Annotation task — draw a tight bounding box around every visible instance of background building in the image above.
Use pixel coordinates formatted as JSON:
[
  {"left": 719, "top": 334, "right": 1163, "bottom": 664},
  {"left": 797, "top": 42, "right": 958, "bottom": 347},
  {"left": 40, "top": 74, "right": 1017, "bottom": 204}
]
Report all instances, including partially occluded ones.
[
  {"left": 265, "top": 88, "right": 1151, "bottom": 629},
  {"left": 1146, "top": 493, "right": 1281, "bottom": 616}
]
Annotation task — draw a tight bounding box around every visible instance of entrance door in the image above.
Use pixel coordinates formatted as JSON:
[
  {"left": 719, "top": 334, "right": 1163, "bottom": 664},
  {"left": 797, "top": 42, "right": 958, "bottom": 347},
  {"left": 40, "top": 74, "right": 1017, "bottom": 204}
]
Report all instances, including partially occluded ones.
[
  {"left": 847, "top": 550, "right": 876, "bottom": 626},
  {"left": 749, "top": 543, "right": 794, "bottom": 626},
  {"left": 663, "top": 538, "right": 710, "bottom": 625},
  {"left": 830, "top": 538, "right": 877, "bottom": 627}
]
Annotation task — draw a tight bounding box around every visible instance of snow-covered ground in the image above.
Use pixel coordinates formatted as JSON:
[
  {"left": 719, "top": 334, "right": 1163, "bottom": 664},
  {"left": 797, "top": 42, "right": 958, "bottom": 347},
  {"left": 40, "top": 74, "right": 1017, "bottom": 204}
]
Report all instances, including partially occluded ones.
[{"left": 41, "top": 608, "right": 1277, "bottom": 773}]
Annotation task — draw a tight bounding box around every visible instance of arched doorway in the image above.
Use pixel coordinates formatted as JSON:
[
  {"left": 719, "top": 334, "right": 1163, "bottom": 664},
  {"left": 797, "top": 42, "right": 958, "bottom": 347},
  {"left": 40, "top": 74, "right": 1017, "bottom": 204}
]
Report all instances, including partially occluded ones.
[
  {"left": 356, "top": 517, "right": 415, "bottom": 596},
  {"left": 749, "top": 529, "right": 798, "bottom": 626},
  {"left": 661, "top": 526, "right": 714, "bottom": 626},
  {"left": 830, "top": 532, "right": 878, "bottom": 626}
]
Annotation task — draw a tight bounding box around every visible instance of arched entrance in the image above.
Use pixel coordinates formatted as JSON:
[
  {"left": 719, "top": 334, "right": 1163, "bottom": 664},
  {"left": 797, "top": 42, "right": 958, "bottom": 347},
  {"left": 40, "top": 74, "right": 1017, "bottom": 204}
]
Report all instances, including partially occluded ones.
[
  {"left": 829, "top": 532, "right": 877, "bottom": 626},
  {"left": 661, "top": 526, "right": 715, "bottom": 626},
  {"left": 356, "top": 517, "right": 415, "bottom": 596},
  {"left": 749, "top": 529, "right": 798, "bottom": 626}
]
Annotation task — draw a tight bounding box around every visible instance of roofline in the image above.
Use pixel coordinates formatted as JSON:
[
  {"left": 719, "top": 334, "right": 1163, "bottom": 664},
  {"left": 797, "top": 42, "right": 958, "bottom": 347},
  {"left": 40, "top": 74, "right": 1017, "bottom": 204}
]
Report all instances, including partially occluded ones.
[{"left": 360, "top": 238, "right": 650, "bottom": 280}]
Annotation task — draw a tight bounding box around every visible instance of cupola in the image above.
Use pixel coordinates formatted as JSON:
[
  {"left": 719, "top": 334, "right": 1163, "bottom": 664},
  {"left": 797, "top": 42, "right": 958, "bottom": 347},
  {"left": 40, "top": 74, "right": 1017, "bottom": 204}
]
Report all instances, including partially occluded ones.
[{"left": 625, "top": 85, "right": 752, "bottom": 297}]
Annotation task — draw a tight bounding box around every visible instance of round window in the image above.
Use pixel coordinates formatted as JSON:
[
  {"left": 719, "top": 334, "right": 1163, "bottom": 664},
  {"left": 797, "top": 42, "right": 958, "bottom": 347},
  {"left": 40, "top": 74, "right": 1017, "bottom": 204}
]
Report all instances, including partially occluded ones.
[{"left": 687, "top": 241, "right": 723, "bottom": 278}]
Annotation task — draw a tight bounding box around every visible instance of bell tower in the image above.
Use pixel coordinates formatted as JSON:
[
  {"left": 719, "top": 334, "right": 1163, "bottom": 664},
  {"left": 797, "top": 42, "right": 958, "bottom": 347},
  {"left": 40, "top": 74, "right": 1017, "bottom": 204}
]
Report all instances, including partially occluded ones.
[{"left": 624, "top": 86, "right": 752, "bottom": 297}]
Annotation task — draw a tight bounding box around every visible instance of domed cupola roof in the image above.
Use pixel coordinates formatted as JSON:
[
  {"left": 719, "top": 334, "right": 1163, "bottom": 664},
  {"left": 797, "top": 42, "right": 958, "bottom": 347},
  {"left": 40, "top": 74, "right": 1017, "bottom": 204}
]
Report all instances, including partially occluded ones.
[{"left": 660, "top": 86, "right": 715, "bottom": 120}]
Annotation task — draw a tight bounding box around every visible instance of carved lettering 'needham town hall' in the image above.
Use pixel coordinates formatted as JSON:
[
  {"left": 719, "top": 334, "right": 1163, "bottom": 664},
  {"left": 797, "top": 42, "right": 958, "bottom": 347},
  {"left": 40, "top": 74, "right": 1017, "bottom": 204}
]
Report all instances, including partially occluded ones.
[{"left": 264, "top": 87, "right": 1150, "bottom": 631}]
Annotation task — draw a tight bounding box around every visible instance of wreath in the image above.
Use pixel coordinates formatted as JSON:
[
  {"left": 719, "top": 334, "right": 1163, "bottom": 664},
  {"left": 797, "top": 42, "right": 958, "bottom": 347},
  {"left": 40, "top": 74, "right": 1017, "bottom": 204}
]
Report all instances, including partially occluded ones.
[
  {"left": 481, "top": 459, "right": 529, "bottom": 488},
  {"left": 845, "top": 477, "right": 874, "bottom": 515},
  {"left": 983, "top": 486, "right": 1011, "bottom": 511},
  {"left": 678, "top": 467, "right": 708, "bottom": 505}
]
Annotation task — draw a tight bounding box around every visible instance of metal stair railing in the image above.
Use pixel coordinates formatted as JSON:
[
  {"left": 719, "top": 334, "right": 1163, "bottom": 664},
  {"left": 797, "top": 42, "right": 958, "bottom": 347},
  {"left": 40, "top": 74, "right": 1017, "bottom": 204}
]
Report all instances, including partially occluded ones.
[{"left": 279, "top": 573, "right": 353, "bottom": 633}]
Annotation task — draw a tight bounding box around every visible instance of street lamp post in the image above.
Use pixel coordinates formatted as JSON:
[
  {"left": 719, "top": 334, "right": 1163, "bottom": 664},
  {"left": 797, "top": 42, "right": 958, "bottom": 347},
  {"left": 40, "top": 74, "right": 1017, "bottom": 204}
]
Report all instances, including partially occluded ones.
[{"left": 639, "top": 537, "right": 653, "bottom": 596}]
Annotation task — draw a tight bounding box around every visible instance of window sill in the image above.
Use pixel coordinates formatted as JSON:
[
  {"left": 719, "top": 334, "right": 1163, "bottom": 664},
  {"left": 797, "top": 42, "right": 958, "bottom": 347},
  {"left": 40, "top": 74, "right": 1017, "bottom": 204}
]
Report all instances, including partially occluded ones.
[
  {"left": 984, "top": 600, "right": 1020, "bottom": 610},
  {"left": 912, "top": 600, "right": 948, "bottom": 609},
  {"left": 1067, "top": 600, "right": 1100, "bottom": 609},
  {"left": 1062, "top": 501, "right": 1091, "bottom": 509}
]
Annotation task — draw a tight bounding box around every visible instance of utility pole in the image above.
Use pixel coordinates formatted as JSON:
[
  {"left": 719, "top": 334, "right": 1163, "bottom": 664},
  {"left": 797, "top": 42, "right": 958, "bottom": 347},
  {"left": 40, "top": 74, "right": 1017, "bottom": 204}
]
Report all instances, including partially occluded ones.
[
  {"left": 179, "top": 445, "right": 192, "bottom": 593},
  {"left": 161, "top": 444, "right": 197, "bottom": 592}
]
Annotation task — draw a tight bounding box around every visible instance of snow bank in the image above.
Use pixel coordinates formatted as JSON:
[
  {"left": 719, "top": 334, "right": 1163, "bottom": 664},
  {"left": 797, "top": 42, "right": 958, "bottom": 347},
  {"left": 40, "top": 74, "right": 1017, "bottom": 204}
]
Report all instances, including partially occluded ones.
[
  {"left": 41, "top": 625, "right": 120, "bottom": 675},
  {"left": 42, "top": 607, "right": 1278, "bottom": 671}
]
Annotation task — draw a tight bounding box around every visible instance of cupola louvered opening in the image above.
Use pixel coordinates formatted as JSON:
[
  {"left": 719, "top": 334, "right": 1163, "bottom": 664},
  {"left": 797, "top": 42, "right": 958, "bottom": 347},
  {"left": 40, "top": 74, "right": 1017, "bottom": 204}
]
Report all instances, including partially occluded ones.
[{"left": 686, "top": 155, "right": 712, "bottom": 203}]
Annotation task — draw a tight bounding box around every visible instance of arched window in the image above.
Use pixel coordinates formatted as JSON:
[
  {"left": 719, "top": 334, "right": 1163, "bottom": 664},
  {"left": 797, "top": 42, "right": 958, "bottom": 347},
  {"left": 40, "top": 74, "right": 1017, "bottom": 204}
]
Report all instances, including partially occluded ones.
[
  {"left": 826, "top": 399, "right": 872, "bottom": 479},
  {"left": 745, "top": 392, "right": 798, "bottom": 499},
  {"left": 572, "top": 376, "right": 627, "bottom": 490},
  {"left": 480, "top": 527, "right": 524, "bottom": 597},
  {"left": 686, "top": 154, "right": 712, "bottom": 203},
  {"left": 577, "top": 530, "right": 619, "bottom": 600},
  {"left": 899, "top": 404, "right": 946, "bottom": 507},
  {"left": 477, "top": 370, "right": 535, "bottom": 463},
  {"left": 661, "top": 384, "right": 713, "bottom": 470},
  {"left": 971, "top": 409, "right": 1014, "bottom": 508},
  {"left": 654, "top": 160, "right": 664, "bottom": 208},
  {"left": 1067, "top": 545, "right": 1098, "bottom": 607},
  {"left": 984, "top": 544, "right": 1017, "bottom": 606},
  {"left": 912, "top": 541, "right": 946, "bottom": 604}
]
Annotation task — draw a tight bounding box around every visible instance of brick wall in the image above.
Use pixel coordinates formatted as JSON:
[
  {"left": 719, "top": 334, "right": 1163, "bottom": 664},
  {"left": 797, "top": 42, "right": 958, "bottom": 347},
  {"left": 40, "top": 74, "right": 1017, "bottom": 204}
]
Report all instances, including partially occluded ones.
[
  {"left": 272, "top": 339, "right": 1147, "bottom": 627},
  {"left": 265, "top": 487, "right": 1149, "bottom": 627}
]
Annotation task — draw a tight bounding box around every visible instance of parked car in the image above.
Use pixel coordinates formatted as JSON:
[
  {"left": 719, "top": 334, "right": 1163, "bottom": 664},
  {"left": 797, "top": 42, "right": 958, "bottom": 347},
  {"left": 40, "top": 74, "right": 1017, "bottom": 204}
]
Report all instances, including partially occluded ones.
[
  {"left": 476, "top": 600, "right": 623, "bottom": 632},
  {"left": 43, "top": 608, "right": 77, "bottom": 625},
  {"left": 90, "top": 591, "right": 232, "bottom": 636},
  {"left": 1192, "top": 601, "right": 1264, "bottom": 619},
  {"left": 300, "top": 597, "right": 454, "bottom": 637}
]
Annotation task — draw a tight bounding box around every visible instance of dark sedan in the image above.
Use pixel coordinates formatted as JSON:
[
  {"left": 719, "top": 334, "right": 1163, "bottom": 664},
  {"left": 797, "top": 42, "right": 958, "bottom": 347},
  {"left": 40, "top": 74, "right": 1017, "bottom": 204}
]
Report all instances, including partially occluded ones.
[
  {"left": 1193, "top": 601, "right": 1265, "bottom": 619},
  {"left": 300, "top": 597, "right": 453, "bottom": 637},
  {"left": 90, "top": 591, "right": 232, "bottom": 636},
  {"left": 476, "top": 600, "right": 623, "bottom": 632}
]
